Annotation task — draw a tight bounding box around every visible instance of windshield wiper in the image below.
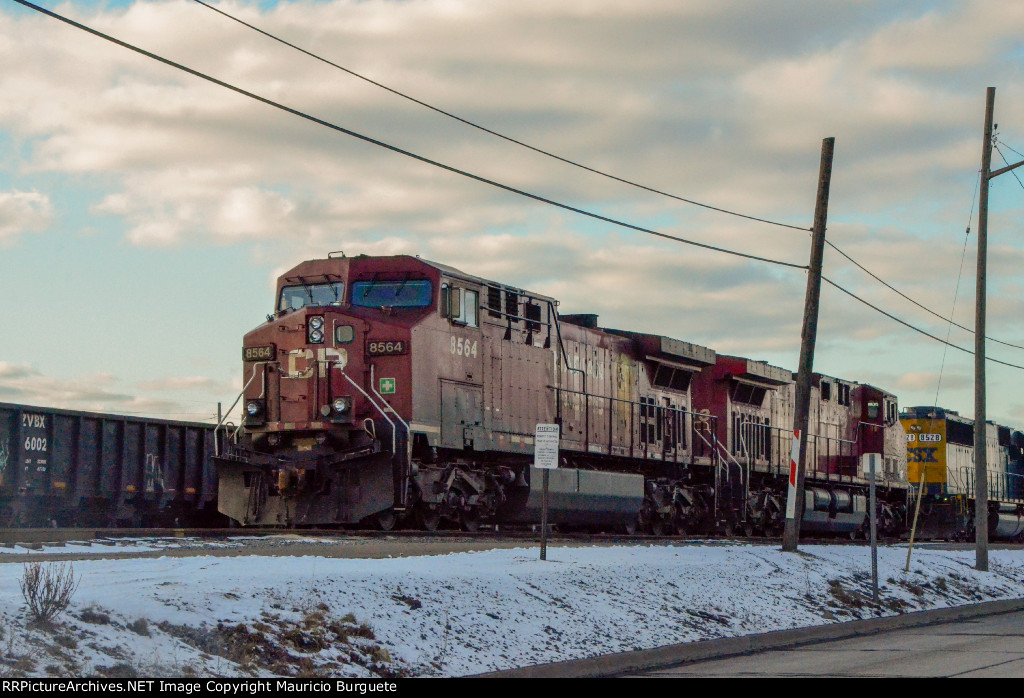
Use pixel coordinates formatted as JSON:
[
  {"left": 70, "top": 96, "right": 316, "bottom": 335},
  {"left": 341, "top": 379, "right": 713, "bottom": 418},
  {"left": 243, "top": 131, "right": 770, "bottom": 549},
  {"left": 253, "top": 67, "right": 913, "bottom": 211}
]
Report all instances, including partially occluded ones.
[
  {"left": 362, "top": 272, "right": 379, "bottom": 299},
  {"left": 394, "top": 272, "right": 412, "bottom": 299},
  {"left": 321, "top": 274, "right": 341, "bottom": 303}
]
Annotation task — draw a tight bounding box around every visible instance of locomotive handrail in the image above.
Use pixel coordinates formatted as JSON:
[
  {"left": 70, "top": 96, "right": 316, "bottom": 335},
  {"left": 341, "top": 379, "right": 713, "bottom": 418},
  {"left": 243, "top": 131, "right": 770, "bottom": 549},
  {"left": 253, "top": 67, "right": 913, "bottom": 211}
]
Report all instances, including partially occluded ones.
[
  {"left": 214, "top": 361, "right": 273, "bottom": 456},
  {"left": 548, "top": 384, "right": 713, "bottom": 462},
  {"left": 370, "top": 364, "right": 413, "bottom": 509},
  {"left": 547, "top": 385, "right": 711, "bottom": 418},
  {"left": 957, "top": 465, "right": 1024, "bottom": 502},
  {"left": 335, "top": 366, "right": 397, "bottom": 457},
  {"left": 369, "top": 364, "right": 411, "bottom": 434},
  {"left": 546, "top": 303, "right": 588, "bottom": 449}
]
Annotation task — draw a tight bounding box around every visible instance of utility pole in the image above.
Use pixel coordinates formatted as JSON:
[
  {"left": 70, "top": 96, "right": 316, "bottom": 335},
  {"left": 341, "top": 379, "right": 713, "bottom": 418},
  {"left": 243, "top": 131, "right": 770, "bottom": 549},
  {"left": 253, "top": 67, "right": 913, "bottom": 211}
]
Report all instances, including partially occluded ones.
[
  {"left": 974, "top": 87, "right": 1024, "bottom": 571},
  {"left": 974, "top": 88, "right": 994, "bottom": 572},
  {"left": 783, "top": 137, "right": 835, "bottom": 552}
]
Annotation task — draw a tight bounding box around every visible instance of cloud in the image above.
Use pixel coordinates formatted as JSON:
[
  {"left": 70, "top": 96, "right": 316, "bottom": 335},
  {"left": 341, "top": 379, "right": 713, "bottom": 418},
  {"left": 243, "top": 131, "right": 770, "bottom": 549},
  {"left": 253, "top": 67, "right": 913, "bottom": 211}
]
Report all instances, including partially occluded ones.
[
  {"left": 136, "top": 375, "right": 226, "bottom": 392},
  {"left": 3, "top": 0, "right": 1024, "bottom": 422},
  {"left": 0, "top": 361, "right": 40, "bottom": 380},
  {"left": 0, "top": 190, "right": 52, "bottom": 244},
  {"left": 0, "top": 364, "right": 220, "bottom": 421},
  {"left": 896, "top": 370, "right": 971, "bottom": 392}
]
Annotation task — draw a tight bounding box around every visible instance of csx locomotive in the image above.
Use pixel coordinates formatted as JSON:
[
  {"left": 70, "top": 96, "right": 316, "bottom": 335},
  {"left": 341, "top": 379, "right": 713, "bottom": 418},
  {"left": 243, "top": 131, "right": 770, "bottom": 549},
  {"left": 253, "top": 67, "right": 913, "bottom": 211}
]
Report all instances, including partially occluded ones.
[
  {"left": 900, "top": 406, "right": 1024, "bottom": 540},
  {"left": 215, "top": 253, "right": 910, "bottom": 536}
]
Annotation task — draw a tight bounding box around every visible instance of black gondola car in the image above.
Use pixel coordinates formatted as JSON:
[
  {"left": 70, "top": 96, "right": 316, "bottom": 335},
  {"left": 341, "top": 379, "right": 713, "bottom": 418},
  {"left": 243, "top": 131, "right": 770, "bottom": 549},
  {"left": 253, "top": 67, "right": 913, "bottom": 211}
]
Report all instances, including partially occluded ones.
[{"left": 0, "top": 402, "right": 225, "bottom": 527}]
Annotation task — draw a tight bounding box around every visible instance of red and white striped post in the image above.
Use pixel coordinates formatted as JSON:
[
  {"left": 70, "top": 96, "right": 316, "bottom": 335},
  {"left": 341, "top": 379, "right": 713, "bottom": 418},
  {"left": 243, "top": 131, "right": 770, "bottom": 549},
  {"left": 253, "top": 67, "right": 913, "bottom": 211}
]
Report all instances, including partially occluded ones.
[{"left": 785, "top": 429, "right": 801, "bottom": 521}]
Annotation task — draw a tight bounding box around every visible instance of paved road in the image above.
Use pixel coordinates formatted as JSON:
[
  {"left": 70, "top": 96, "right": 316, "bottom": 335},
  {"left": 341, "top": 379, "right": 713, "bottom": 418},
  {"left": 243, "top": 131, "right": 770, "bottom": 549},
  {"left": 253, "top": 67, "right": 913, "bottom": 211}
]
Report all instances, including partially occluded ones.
[{"left": 628, "top": 609, "right": 1024, "bottom": 677}]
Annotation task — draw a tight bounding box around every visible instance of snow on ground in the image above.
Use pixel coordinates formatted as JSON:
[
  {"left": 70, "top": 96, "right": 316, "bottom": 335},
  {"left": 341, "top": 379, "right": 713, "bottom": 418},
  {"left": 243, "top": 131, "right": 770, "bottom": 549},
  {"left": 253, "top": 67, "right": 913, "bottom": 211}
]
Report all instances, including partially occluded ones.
[{"left": 1, "top": 540, "right": 1023, "bottom": 677}]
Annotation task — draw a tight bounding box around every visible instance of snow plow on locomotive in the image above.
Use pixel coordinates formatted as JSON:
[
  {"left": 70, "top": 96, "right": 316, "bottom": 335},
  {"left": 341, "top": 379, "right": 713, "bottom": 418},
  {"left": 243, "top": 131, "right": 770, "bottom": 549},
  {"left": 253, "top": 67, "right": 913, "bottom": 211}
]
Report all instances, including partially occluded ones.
[{"left": 216, "top": 253, "right": 908, "bottom": 536}]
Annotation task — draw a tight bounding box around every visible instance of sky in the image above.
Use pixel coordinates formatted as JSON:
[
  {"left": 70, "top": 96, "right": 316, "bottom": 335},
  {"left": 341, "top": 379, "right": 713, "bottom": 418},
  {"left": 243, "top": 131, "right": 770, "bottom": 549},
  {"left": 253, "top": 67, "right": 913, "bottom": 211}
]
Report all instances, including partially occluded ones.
[{"left": 1, "top": 0, "right": 1024, "bottom": 426}]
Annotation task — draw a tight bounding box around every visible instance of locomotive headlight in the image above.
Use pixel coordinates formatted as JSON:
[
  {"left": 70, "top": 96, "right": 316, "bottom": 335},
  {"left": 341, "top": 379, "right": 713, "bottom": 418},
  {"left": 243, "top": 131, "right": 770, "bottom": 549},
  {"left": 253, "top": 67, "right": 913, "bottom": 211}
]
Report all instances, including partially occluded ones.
[
  {"left": 308, "top": 316, "right": 325, "bottom": 344},
  {"left": 332, "top": 397, "right": 350, "bottom": 414},
  {"left": 244, "top": 399, "right": 266, "bottom": 425}
]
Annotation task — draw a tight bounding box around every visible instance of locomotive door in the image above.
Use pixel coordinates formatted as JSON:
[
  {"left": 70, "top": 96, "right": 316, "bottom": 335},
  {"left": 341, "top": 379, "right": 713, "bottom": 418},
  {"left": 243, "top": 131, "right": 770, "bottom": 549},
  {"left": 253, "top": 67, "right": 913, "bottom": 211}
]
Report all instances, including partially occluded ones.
[
  {"left": 661, "top": 397, "right": 676, "bottom": 462},
  {"left": 440, "top": 381, "right": 484, "bottom": 450}
]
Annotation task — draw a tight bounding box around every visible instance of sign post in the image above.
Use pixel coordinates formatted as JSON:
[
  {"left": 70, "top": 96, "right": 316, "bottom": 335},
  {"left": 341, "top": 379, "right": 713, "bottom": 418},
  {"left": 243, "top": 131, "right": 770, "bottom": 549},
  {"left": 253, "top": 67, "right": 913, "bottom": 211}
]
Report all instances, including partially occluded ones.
[
  {"left": 534, "top": 423, "right": 560, "bottom": 561},
  {"left": 862, "top": 453, "right": 881, "bottom": 602}
]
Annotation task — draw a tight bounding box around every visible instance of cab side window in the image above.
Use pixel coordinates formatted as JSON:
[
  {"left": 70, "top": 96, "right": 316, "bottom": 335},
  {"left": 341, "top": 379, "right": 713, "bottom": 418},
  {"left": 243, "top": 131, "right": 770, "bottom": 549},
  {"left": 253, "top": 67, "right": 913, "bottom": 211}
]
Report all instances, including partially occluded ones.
[
  {"left": 462, "top": 290, "right": 479, "bottom": 327},
  {"left": 441, "top": 283, "right": 479, "bottom": 328}
]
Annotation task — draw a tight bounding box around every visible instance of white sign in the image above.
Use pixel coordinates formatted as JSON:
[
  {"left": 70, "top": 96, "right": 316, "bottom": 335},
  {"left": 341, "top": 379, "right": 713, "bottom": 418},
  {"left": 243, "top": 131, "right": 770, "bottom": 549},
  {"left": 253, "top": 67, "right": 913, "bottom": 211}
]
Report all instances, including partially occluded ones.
[
  {"left": 534, "top": 424, "right": 560, "bottom": 469},
  {"left": 861, "top": 452, "right": 882, "bottom": 477}
]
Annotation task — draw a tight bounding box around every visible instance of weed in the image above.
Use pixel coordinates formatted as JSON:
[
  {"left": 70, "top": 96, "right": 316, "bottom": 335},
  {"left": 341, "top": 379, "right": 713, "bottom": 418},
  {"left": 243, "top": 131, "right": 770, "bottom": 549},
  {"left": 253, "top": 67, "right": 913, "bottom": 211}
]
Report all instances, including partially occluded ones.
[
  {"left": 54, "top": 635, "right": 78, "bottom": 650},
  {"left": 828, "top": 579, "right": 864, "bottom": 609},
  {"left": 352, "top": 623, "right": 376, "bottom": 640},
  {"left": 20, "top": 562, "right": 79, "bottom": 625},
  {"left": 391, "top": 594, "right": 422, "bottom": 610},
  {"left": 95, "top": 663, "right": 138, "bottom": 678},
  {"left": 79, "top": 608, "right": 111, "bottom": 625},
  {"left": 903, "top": 581, "right": 925, "bottom": 597},
  {"left": 127, "top": 619, "right": 150, "bottom": 637}
]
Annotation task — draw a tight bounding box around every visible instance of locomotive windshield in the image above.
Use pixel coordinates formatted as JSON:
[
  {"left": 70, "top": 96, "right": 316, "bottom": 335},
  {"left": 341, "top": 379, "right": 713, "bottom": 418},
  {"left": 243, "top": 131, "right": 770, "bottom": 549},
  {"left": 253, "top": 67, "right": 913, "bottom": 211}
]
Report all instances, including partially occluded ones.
[
  {"left": 278, "top": 282, "right": 345, "bottom": 311},
  {"left": 351, "top": 279, "right": 432, "bottom": 308}
]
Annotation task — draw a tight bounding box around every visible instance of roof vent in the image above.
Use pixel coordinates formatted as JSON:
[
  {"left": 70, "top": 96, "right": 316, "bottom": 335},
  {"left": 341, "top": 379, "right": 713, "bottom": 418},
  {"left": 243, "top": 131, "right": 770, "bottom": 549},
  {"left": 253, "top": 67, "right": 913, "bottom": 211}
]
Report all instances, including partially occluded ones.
[{"left": 560, "top": 313, "right": 599, "bottom": 329}]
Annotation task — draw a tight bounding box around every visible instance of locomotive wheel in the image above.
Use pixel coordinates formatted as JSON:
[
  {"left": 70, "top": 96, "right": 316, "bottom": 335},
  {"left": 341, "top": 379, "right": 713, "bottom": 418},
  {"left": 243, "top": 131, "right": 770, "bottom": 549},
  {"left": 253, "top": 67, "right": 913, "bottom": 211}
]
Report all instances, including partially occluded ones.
[
  {"left": 623, "top": 519, "right": 638, "bottom": 535},
  {"left": 375, "top": 510, "right": 397, "bottom": 532},
  {"left": 416, "top": 505, "right": 441, "bottom": 532},
  {"left": 460, "top": 509, "right": 480, "bottom": 532},
  {"left": 650, "top": 516, "right": 667, "bottom": 536}
]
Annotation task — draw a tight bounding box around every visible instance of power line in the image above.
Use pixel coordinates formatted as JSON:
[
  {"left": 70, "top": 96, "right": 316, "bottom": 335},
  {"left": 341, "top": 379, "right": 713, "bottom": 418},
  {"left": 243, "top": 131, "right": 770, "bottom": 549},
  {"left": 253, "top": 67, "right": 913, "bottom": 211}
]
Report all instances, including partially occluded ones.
[
  {"left": 823, "top": 194, "right": 1024, "bottom": 353},
  {"left": 995, "top": 142, "right": 1024, "bottom": 194},
  {"left": 997, "top": 138, "right": 1024, "bottom": 160},
  {"left": 30, "top": 0, "right": 1024, "bottom": 377},
  {"left": 191, "top": 0, "right": 810, "bottom": 234},
  {"left": 822, "top": 275, "right": 1024, "bottom": 372},
  {"left": 933, "top": 177, "right": 978, "bottom": 408},
  {"left": 14, "top": 0, "right": 807, "bottom": 271}
]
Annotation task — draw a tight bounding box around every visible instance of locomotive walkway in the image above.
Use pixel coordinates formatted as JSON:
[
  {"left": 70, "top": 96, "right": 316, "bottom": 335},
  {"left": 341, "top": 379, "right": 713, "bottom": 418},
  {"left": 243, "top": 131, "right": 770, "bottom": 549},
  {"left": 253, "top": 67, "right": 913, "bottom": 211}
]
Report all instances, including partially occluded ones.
[{"left": 479, "top": 598, "right": 1024, "bottom": 678}]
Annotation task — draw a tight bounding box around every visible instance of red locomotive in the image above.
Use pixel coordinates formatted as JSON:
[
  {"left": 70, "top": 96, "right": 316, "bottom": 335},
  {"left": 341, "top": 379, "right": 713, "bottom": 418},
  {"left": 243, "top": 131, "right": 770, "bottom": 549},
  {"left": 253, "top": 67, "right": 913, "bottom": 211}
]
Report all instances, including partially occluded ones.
[{"left": 216, "top": 253, "right": 908, "bottom": 535}]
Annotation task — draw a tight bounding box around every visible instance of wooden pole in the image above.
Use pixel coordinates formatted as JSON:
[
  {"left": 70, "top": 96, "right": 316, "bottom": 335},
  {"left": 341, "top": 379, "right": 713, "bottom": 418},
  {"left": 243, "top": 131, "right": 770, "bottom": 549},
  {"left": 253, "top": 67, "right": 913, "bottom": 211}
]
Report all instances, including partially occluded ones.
[
  {"left": 905, "top": 471, "right": 926, "bottom": 573},
  {"left": 783, "top": 137, "right": 835, "bottom": 552},
  {"left": 974, "top": 87, "right": 994, "bottom": 572}
]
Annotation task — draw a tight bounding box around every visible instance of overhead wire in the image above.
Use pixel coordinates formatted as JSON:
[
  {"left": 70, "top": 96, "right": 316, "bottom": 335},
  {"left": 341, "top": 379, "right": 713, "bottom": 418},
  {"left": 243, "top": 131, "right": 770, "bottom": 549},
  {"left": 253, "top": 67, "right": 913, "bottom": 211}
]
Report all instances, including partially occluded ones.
[
  {"left": 995, "top": 141, "right": 1024, "bottom": 194},
  {"left": 12, "top": 0, "right": 807, "bottom": 271},
  {"left": 933, "top": 175, "right": 978, "bottom": 409},
  {"left": 190, "top": 0, "right": 811, "bottom": 233},
  {"left": 824, "top": 227, "right": 1024, "bottom": 351},
  {"left": 19, "top": 0, "right": 1024, "bottom": 376},
  {"left": 193, "top": 0, "right": 1024, "bottom": 354},
  {"left": 821, "top": 276, "right": 1024, "bottom": 372}
]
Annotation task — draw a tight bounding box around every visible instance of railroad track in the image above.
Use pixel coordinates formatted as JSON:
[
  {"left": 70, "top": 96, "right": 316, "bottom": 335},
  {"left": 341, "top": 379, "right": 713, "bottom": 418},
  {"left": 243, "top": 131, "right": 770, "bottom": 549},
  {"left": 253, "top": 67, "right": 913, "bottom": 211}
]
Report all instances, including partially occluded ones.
[{"left": 0, "top": 526, "right": 922, "bottom": 548}]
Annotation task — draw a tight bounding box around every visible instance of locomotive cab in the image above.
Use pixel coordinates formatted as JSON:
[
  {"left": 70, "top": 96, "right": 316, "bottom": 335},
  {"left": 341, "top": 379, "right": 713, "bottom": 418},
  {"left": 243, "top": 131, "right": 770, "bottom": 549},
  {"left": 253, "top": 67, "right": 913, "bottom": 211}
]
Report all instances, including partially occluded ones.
[{"left": 217, "top": 255, "right": 440, "bottom": 527}]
